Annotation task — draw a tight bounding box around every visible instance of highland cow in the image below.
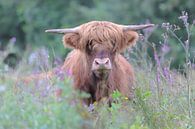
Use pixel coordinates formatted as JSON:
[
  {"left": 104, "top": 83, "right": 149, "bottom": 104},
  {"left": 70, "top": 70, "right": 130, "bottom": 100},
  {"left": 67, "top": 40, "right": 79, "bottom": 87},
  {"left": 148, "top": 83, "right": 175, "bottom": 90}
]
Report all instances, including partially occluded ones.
[{"left": 46, "top": 21, "right": 154, "bottom": 105}]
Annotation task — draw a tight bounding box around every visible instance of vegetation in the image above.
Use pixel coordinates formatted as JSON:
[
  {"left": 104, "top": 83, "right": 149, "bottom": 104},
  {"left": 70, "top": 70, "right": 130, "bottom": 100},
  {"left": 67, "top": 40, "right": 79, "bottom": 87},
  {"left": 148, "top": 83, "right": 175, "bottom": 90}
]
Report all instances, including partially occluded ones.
[
  {"left": 0, "top": 0, "right": 195, "bottom": 129},
  {"left": 0, "top": 46, "right": 194, "bottom": 129}
]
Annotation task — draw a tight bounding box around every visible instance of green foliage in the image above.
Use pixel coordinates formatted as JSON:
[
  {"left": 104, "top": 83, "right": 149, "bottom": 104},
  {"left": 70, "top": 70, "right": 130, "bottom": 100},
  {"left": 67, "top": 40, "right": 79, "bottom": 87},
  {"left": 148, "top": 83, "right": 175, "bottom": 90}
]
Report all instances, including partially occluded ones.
[{"left": 0, "top": 75, "right": 92, "bottom": 129}]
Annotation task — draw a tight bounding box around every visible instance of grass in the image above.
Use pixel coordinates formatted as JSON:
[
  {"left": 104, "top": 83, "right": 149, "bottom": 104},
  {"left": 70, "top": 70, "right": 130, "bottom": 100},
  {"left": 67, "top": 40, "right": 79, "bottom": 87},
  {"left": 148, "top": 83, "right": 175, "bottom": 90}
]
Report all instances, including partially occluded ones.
[{"left": 0, "top": 62, "right": 194, "bottom": 129}]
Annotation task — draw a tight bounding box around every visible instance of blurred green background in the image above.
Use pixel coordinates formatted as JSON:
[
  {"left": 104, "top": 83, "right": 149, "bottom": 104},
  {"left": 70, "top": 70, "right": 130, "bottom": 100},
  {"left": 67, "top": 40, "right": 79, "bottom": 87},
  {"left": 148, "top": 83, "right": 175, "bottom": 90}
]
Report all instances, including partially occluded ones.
[{"left": 0, "top": 0, "right": 195, "bottom": 69}]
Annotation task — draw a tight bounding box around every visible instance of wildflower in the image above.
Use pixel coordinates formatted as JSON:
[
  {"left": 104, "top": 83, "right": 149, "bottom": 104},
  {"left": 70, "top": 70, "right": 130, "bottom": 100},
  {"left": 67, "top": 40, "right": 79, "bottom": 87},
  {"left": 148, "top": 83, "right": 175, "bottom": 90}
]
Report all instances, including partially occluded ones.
[
  {"left": 28, "top": 52, "right": 37, "bottom": 65},
  {"left": 88, "top": 103, "right": 95, "bottom": 112},
  {"left": 172, "top": 24, "right": 180, "bottom": 31},
  {"left": 154, "top": 49, "right": 161, "bottom": 68},
  {"left": 124, "top": 97, "right": 129, "bottom": 100},
  {"left": 162, "top": 67, "right": 173, "bottom": 85},
  {"left": 66, "top": 69, "right": 72, "bottom": 77},
  {"left": 93, "top": 101, "right": 98, "bottom": 106},
  {"left": 54, "top": 67, "right": 65, "bottom": 80},
  {"left": 9, "top": 37, "right": 16, "bottom": 44},
  {"left": 161, "top": 43, "right": 170, "bottom": 54},
  {"left": 28, "top": 47, "right": 50, "bottom": 72},
  {"left": 178, "top": 11, "right": 188, "bottom": 26},
  {"left": 162, "top": 22, "right": 172, "bottom": 31},
  {"left": 162, "top": 33, "right": 168, "bottom": 41},
  {"left": 41, "top": 85, "right": 51, "bottom": 97},
  {"left": 139, "top": 33, "right": 145, "bottom": 41}
]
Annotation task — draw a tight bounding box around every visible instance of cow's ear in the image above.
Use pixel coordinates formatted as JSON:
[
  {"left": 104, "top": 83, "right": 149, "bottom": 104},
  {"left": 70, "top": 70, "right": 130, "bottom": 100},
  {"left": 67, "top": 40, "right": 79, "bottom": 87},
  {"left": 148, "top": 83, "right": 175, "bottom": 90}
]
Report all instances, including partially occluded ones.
[
  {"left": 124, "top": 30, "right": 139, "bottom": 47},
  {"left": 63, "top": 33, "right": 80, "bottom": 49}
]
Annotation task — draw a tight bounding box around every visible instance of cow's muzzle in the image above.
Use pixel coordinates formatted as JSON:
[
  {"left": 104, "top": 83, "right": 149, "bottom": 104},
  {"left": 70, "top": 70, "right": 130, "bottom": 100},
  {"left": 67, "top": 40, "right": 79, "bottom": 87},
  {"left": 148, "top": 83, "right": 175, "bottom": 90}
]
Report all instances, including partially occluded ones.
[{"left": 92, "top": 58, "right": 112, "bottom": 71}]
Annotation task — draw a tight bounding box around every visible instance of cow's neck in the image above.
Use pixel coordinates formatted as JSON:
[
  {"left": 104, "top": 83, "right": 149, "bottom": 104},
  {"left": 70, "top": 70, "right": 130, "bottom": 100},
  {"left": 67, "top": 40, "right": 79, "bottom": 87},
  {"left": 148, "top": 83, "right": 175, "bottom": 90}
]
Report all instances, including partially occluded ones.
[{"left": 92, "top": 73, "right": 109, "bottom": 101}]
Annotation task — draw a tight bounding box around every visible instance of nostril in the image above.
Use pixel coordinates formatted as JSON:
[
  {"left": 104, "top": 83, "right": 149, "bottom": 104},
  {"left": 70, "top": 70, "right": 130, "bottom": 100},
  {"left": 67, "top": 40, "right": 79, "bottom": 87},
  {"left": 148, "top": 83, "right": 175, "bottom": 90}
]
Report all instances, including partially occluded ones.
[
  {"left": 93, "top": 58, "right": 111, "bottom": 66},
  {"left": 105, "top": 60, "right": 109, "bottom": 64},
  {"left": 95, "top": 60, "right": 99, "bottom": 65}
]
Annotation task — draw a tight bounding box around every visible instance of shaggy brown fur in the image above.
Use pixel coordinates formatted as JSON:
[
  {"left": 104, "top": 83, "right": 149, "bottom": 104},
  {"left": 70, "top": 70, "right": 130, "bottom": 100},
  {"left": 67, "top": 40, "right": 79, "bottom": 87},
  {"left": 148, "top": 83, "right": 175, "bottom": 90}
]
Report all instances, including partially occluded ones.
[
  {"left": 63, "top": 21, "right": 138, "bottom": 52},
  {"left": 62, "top": 50, "right": 135, "bottom": 104},
  {"left": 61, "top": 21, "right": 138, "bottom": 104}
]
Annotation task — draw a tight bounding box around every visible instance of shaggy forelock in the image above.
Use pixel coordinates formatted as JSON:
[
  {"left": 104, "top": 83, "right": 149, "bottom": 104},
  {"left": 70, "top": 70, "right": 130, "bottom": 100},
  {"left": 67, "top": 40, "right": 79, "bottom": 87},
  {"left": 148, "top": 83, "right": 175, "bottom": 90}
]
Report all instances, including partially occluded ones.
[{"left": 79, "top": 21, "right": 124, "bottom": 52}]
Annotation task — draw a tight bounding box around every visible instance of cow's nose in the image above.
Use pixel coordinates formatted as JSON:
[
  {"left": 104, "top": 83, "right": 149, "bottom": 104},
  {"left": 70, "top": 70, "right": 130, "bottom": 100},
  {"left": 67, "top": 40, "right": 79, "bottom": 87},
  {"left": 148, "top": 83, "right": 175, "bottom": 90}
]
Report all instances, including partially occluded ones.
[
  {"left": 92, "top": 58, "right": 112, "bottom": 70},
  {"left": 94, "top": 58, "right": 110, "bottom": 65}
]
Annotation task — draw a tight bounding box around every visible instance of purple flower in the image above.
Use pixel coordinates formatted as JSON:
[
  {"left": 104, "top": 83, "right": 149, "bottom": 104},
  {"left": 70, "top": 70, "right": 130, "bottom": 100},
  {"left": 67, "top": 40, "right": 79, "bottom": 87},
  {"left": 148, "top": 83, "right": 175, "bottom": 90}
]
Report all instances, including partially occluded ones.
[
  {"left": 154, "top": 50, "right": 161, "bottom": 68},
  {"left": 178, "top": 11, "right": 189, "bottom": 26},
  {"left": 161, "top": 32, "right": 170, "bottom": 55},
  {"left": 9, "top": 37, "right": 16, "bottom": 44},
  {"left": 66, "top": 69, "right": 72, "bottom": 77},
  {"left": 156, "top": 70, "right": 161, "bottom": 85},
  {"left": 54, "top": 67, "right": 65, "bottom": 80},
  {"left": 161, "top": 43, "right": 170, "bottom": 54},
  {"left": 88, "top": 103, "right": 95, "bottom": 112},
  {"left": 162, "top": 67, "right": 173, "bottom": 86}
]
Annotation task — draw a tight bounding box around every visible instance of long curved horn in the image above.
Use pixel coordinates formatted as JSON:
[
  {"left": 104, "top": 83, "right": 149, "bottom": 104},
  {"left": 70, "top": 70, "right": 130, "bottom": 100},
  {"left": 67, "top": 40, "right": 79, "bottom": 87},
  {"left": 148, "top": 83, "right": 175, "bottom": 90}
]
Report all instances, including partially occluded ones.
[
  {"left": 45, "top": 27, "right": 80, "bottom": 34},
  {"left": 122, "top": 24, "right": 155, "bottom": 31}
]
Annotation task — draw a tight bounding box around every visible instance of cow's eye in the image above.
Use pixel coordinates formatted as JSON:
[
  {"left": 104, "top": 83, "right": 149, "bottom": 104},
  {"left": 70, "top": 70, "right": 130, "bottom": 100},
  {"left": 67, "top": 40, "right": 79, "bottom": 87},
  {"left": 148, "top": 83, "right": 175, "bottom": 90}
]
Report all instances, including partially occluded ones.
[
  {"left": 89, "top": 40, "right": 93, "bottom": 47},
  {"left": 86, "top": 40, "right": 93, "bottom": 54},
  {"left": 111, "top": 40, "right": 116, "bottom": 52}
]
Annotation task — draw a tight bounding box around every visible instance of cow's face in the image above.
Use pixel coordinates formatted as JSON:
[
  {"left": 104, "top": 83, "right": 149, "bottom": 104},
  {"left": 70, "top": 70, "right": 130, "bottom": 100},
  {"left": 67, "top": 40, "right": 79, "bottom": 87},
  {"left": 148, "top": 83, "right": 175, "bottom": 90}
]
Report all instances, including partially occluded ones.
[
  {"left": 62, "top": 21, "right": 139, "bottom": 80},
  {"left": 86, "top": 41, "right": 114, "bottom": 80}
]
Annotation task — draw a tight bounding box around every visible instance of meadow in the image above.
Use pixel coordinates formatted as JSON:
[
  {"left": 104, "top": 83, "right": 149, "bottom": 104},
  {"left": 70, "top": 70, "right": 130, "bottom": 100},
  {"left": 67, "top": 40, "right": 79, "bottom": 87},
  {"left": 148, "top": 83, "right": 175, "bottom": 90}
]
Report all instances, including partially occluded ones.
[{"left": 0, "top": 14, "right": 195, "bottom": 129}]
